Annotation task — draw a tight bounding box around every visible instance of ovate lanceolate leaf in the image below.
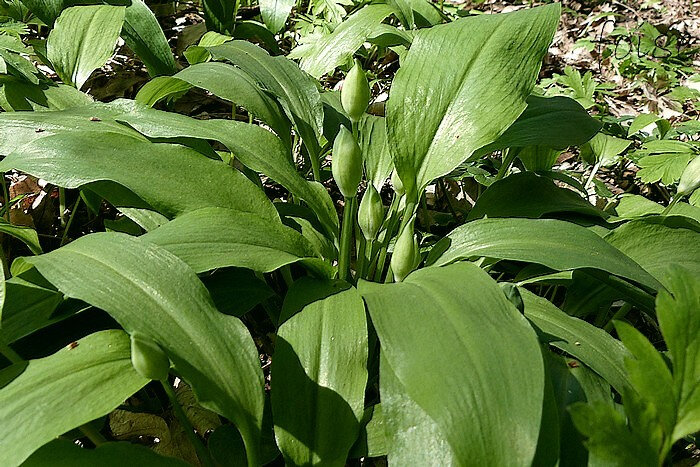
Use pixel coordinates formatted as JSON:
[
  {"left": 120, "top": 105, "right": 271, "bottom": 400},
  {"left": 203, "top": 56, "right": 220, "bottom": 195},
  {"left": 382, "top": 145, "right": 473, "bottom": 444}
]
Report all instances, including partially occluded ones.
[
  {"left": 519, "top": 288, "right": 631, "bottom": 394},
  {"left": 290, "top": 5, "right": 394, "bottom": 79},
  {"left": 135, "top": 63, "right": 292, "bottom": 144},
  {"left": 260, "top": 0, "right": 295, "bottom": 33},
  {"left": 0, "top": 330, "right": 148, "bottom": 465},
  {"left": 475, "top": 95, "right": 602, "bottom": 157},
  {"left": 387, "top": 4, "right": 560, "bottom": 199},
  {"left": 468, "top": 172, "right": 604, "bottom": 220},
  {"left": 428, "top": 217, "right": 660, "bottom": 292},
  {"left": 46, "top": 5, "right": 126, "bottom": 90},
  {"left": 208, "top": 40, "right": 325, "bottom": 160},
  {"left": 273, "top": 279, "right": 368, "bottom": 465},
  {"left": 603, "top": 216, "right": 700, "bottom": 289},
  {"left": 0, "top": 130, "right": 278, "bottom": 221},
  {"left": 0, "top": 218, "right": 42, "bottom": 254},
  {"left": 142, "top": 208, "right": 332, "bottom": 276},
  {"left": 359, "top": 263, "right": 544, "bottom": 465},
  {"left": 105, "top": 100, "right": 338, "bottom": 237},
  {"left": 24, "top": 234, "right": 265, "bottom": 465},
  {"left": 122, "top": 0, "right": 177, "bottom": 77}
]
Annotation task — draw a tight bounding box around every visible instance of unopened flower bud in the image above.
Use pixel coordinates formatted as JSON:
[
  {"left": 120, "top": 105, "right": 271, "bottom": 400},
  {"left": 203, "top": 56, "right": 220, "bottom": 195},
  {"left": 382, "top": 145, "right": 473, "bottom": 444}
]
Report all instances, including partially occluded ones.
[
  {"left": 130, "top": 332, "right": 169, "bottom": 381},
  {"left": 341, "top": 60, "right": 370, "bottom": 123},
  {"left": 358, "top": 184, "right": 384, "bottom": 240},
  {"left": 332, "top": 126, "right": 363, "bottom": 198}
]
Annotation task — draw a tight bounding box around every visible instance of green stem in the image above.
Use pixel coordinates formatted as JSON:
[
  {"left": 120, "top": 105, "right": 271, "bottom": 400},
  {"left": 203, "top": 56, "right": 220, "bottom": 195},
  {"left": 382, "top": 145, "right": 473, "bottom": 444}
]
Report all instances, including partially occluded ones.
[
  {"left": 661, "top": 196, "right": 681, "bottom": 215},
  {"left": 161, "top": 380, "right": 214, "bottom": 467},
  {"left": 59, "top": 187, "right": 67, "bottom": 228},
  {"left": 60, "top": 195, "right": 82, "bottom": 247},
  {"left": 338, "top": 196, "right": 356, "bottom": 282},
  {"left": 79, "top": 422, "right": 107, "bottom": 446},
  {"left": 373, "top": 195, "right": 401, "bottom": 282},
  {"left": 495, "top": 148, "right": 518, "bottom": 181},
  {"left": 356, "top": 235, "right": 367, "bottom": 281},
  {"left": 584, "top": 162, "right": 601, "bottom": 190},
  {"left": 604, "top": 303, "right": 633, "bottom": 332}
]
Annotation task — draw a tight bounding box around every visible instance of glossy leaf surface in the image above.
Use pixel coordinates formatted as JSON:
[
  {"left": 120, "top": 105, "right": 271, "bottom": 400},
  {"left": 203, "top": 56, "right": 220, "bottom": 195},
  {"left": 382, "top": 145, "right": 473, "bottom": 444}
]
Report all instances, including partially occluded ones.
[
  {"left": 429, "top": 217, "right": 660, "bottom": 291},
  {"left": 25, "top": 234, "right": 265, "bottom": 464},
  {"left": 46, "top": 5, "right": 125, "bottom": 89},
  {"left": 142, "top": 207, "right": 331, "bottom": 276},
  {"left": 0, "top": 330, "right": 148, "bottom": 465},
  {"left": 273, "top": 279, "right": 368, "bottom": 465},
  {"left": 0, "top": 130, "right": 277, "bottom": 220},
  {"left": 387, "top": 4, "right": 560, "bottom": 197},
  {"left": 360, "top": 262, "right": 544, "bottom": 465}
]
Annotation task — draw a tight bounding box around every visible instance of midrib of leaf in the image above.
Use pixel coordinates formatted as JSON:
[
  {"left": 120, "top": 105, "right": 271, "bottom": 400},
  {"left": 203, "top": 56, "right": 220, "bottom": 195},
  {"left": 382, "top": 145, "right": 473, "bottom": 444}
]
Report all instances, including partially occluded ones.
[{"left": 417, "top": 17, "right": 510, "bottom": 190}]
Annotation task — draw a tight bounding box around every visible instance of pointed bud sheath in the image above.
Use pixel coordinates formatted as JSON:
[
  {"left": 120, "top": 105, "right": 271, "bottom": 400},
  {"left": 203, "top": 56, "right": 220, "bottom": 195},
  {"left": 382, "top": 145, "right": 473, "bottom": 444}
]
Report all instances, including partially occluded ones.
[
  {"left": 341, "top": 60, "right": 370, "bottom": 123},
  {"left": 391, "top": 170, "right": 405, "bottom": 197},
  {"left": 358, "top": 184, "right": 384, "bottom": 240},
  {"left": 332, "top": 126, "right": 363, "bottom": 198},
  {"left": 677, "top": 156, "right": 700, "bottom": 197},
  {"left": 391, "top": 220, "right": 418, "bottom": 282},
  {"left": 130, "top": 332, "right": 170, "bottom": 381}
]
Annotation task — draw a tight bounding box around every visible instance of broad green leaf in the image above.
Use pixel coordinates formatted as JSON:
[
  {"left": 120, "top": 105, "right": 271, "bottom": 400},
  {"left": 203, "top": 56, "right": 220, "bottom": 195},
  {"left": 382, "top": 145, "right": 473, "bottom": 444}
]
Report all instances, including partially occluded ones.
[
  {"left": 0, "top": 106, "right": 135, "bottom": 155},
  {"left": 134, "top": 76, "right": 191, "bottom": 106},
  {"left": 0, "top": 130, "right": 278, "bottom": 220},
  {"left": 517, "top": 146, "right": 562, "bottom": 171},
  {"left": 108, "top": 100, "right": 338, "bottom": 237},
  {"left": 136, "top": 63, "right": 292, "bottom": 143},
  {"left": 291, "top": 4, "right": 394, "bottom": 79},
  {"left": 202, "top": 0, "right": 235, "bottom": 33},
  {"left": 25, "top": 233, "right": 265, "bottom": 464},
  {"left": 359, "top": 115, "right": 392, "bottom": 191},
  {"left": 202, "top": 268, "right": 274, "bottom": 317},
  {"left": 476, "top": 96, "right": 602, "bottom": 156},
  {"left": 613, "top": 194, "right": 700, "bottom": 224},
  {"left": 379, "top": 355, "right": 456, "bottom": 465},
  {"left": 580, "top": 133, "right": 631, "bottom": 167},
  {"left": 208, "top": 41, "right": 324, "bottom": 157},
  {"left": 387, "top": 5, "right": 560, "bottom": 199},
  {"left": 260, "top": 0, "right": 295, "bottom": 32},
  {"left": 603, "top": 216, "right": 700, "bottom": 289},
  {"left": 628, "top": 113, "right": 662, "bottom": 136},
  {"left": 122, "top": 0, "right": 177, "bottom": 77},
  {"left": 0, "top": 275, "right": 63, "bottom": 343},
  {"left": 655, "top": 266, "right": 700, "bottom": 441},
  {"left": 360, "top": 262, "right": 544, "bottom": 465},
  {"left": 10, "top": 0, "right": 62, "bottom": 24},
  {"left": 0, "top": 330, "right": 148, "bottom": 465},
  {"left": 142, "top": 207, "right": 331, "bottom": 276},
  {"left": 46, "top": 5, "right": 126, "bottom": 89},
  {"left": 0, "top": 218, "right": 41, "bottom": 254},
  {"left": 349, "top": 405, "right": 387, "bottom": 459},
  {"left": 520, "top": 288, "right": 631, "bottom": 394},
  {"left": 387, "top": 0, "right": 442, "bottom": 29},
  {"left": 0, "top": 79, "right": 92, "bottom": 112},
  {"left": 428, "top": 217, "right": 660, "bottom": 291},
  {"left": 468, "top": 172, "right": 605, "bottom": 220},
  {"left": 273, "top": 279, "right": 368, "bottom": 466},
  {"left": 24, "top": 439, "right": 188, "bottom": 466}
]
